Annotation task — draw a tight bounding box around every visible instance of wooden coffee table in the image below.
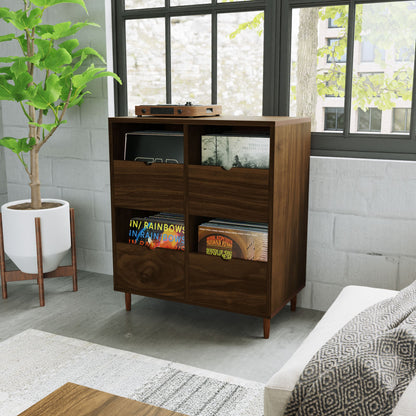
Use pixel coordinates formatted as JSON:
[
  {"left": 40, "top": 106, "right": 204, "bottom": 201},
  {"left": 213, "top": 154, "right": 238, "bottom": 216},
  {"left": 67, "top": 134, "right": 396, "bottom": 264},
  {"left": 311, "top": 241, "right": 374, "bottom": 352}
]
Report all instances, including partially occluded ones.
[{"left": 18, "top": 382, "right": 187, "bottom": 416}]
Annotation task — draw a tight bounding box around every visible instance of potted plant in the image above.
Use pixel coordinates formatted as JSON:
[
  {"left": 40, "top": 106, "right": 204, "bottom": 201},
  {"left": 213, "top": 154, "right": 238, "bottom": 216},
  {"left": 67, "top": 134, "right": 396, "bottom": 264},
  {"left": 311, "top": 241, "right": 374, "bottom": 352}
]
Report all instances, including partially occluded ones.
[{"left": 0, "top": 0, "right": 121, "bottom": 273}]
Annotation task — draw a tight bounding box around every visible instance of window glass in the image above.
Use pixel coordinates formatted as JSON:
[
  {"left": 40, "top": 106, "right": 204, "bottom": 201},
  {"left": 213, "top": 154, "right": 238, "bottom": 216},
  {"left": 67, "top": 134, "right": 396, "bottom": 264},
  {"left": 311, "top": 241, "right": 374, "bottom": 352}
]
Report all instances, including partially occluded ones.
[
  {"left": 126, "top": 19, "right": 166, "bottom": 115},
  {"left": 392, "top": 108, "right": 411, "bottom": 132},
  {"left": 290, "top": 6, "right": 348, "bottom": 132},
  {"left": 324, "top": 107, "right": 345, "bottom": 131},
  {"left": 125, "top": 0, "right": 164, "bottom": 9},
  {"left": 217, "top": 11, "right": 264, "bottom": 116},
  {"left": 328, "top": 13, "right": 342, "bottom": 28},
  {"left": 326, "top": 38, "right": 347, "bottom": 63},
  {"left": 357, "top": 108, "right": 382, "bottom": 131},
  {"left": 171, "top": 0, "right": 210, "bottom": 5},
  {"left": 171, "top": 15, "right": 211, "bottom": 105},
  {"left": 351, "top": 1, "right": 415, "bottom": 134}
]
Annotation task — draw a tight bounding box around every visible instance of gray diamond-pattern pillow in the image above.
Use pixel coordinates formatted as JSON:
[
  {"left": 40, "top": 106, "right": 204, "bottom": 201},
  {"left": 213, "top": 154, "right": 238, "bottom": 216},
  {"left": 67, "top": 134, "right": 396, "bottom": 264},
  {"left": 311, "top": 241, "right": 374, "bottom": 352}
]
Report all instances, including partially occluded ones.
[{"left": 284, "top": 281, "right": 416, "bottom": 416}]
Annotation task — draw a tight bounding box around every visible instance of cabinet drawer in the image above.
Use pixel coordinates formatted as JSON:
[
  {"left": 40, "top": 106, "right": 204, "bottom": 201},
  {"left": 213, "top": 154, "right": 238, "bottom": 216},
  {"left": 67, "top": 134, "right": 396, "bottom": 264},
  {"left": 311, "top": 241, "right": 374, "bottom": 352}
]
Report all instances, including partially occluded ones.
[
  {"left": 113, "top": 160, "right": 184, "bottom": 212},
  {"left": 188, "top": 166, "right": 269, "bottom": 222},
  {"left": 188, "top": 253, "right": 268, "bottom": 316},
  {"left": 114, "top": 243, "right": 185, "bottom": 299}
]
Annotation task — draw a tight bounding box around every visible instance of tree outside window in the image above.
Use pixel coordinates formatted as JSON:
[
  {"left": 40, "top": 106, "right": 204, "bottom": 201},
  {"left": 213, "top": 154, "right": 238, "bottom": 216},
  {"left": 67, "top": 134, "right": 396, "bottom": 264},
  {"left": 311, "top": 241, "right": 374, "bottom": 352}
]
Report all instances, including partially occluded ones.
[{"left": 290, "top": 1, "right": 416, "bottom": 135}]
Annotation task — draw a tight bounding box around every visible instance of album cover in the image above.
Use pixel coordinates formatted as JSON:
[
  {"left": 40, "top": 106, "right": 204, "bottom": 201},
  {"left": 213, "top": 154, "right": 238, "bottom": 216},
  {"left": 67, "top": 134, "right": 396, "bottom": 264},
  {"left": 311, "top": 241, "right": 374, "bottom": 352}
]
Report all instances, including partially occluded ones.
[
  {"left": 124, "top": 131, "right": 184, "bottom": 164},
  {"left": 198, "top": 220, "right": 268, "bottom": 261},
  {"left": 201, "top": 134, "right": 269, "bottom": 170},
  {"left": 129, "top": 213, "right": 185, "bottom": 250}
]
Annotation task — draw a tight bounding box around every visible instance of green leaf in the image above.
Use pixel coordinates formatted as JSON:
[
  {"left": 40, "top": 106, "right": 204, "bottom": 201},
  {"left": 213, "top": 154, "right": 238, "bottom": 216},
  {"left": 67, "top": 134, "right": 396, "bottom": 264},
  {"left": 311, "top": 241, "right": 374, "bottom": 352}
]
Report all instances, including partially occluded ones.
[
  {"left": 16, "top": 34, "right": 27, "bottom": 54},
  {"left": 68, "top": 89, "right": 90, "bottom": 107},
  {"left": 73, "top": 46, "right": 105, "bottom": 64},
  {"left": 35, "top": 24, "right": 55, "bottom": 37},
  {"left": 72, "top": 64, "right": 122, "bottom": 89},
  {"left": 0, "top": 8, "right": 11, "bottom": 20},
  {"left": 0, "top": 137, "right": 36, "bottom": 154},
  {"left": 41, "top": 48, "right": 73, "bottom": 72},
  {"left": 34, "top": 38, "right": 51, "bottom": 59},
  {"left": 11, "top": 59, "right": 27, "bottom": 77},
  {"left": 27, "top": 74, "right": 62, "bottom": 109},
  {"left": 0, "top": 33, "right": 15, "bottom": 42},
  {"left": 14, "top": 73, "right": 33, "bottom": 101},
  {"left": 0, "top": 76, "right": 15, "bottom": 100},
  {"left": 30, "top": 0, "right": 88, "bottom": 14},
  {"left": 22, "top": 8, "right": 43, "bottom": 29},
  {"left": 59, "top": 39, "right": 79, "bottom": 54},
  {"left": 29, "top": 121, "right": 66, "bottom": 132}
]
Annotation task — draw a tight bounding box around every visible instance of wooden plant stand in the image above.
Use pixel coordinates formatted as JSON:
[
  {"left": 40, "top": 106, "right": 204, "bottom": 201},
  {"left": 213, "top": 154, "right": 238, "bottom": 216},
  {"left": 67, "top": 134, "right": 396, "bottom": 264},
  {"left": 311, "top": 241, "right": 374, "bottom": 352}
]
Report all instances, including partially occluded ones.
[{"left": 0, "top": 208, "right": 77, "bottom": 307}]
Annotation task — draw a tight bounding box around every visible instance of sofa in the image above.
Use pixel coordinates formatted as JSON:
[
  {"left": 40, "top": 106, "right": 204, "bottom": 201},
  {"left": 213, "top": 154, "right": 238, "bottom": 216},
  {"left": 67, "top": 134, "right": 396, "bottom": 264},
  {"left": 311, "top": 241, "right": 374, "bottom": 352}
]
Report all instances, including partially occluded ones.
[{"left": 264, "top": 285, "right": 416, "bottom": 416}]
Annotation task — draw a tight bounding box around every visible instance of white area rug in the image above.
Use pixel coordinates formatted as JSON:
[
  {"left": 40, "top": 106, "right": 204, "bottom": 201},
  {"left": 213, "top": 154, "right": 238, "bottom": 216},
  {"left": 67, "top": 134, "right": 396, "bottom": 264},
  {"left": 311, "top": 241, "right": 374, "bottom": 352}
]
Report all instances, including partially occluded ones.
[{"left": 0, "top": 329, "right": 264, "bottom": 416}]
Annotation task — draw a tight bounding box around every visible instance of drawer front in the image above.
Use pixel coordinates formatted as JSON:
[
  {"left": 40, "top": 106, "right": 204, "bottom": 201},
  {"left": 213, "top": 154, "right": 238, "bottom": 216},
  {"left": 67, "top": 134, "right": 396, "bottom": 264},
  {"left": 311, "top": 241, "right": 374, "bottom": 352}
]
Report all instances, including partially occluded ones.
[
  {"left": 113, "top": 160, "right": 184, "bottom": 212},
  {"left": 188, "top": 166, "right": 269, "bottom": 222},
  {"left": 114, "top": 243, "right": 185, "bottom": 299},
  {"left": 188, "top": 253, "right": 268, "bottom": 316}
]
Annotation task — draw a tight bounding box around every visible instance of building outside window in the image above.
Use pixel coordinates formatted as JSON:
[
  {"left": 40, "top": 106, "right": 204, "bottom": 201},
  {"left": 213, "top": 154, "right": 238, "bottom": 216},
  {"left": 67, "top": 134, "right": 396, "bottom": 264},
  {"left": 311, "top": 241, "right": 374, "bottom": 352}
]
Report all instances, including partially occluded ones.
[
  {"left": 358, "top": 108, "right": 382, "bottom": 132},
  {"left": 324, "top": 107, "right": 345, "bottom": 131},
  {"left": 326, "top": 38, "right": 347, "bottom": 63},
  {"left": 360, "top": 40, "right": 385, "bottom": 63},
  {"left": 393, "top": 108, "right": 411, "bottom": 132}
]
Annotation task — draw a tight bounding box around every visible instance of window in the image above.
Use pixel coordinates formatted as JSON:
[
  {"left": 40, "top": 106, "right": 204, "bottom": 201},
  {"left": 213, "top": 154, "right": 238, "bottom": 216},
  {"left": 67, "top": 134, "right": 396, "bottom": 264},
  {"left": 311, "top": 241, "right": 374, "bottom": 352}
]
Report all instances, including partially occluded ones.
[
  {"left": 393, "top": 108, "right": 411, "bottom": 132},
  {"left": 360, "top": 40, "right": 385, "bottom": 63},
  {"left": 396, "top": 46, "right": 414, "bottom": 62},
  {"left": 113, "top": 0, "right": 416, "bottom": 160},
  {"left": 326, "top": 38, "right": 347, "bottom": 63},
  {"left": 325, "top": 107, "right": 344, "bottom": 131},
  {"left": 328, "top": 12, "right": 342, "bottom": 28},
  {"left": 358, "top": 108, "right": 382, "bottom": 132},
  {"left": 113, "top": 1, "right": 264, "bottom": 116}
]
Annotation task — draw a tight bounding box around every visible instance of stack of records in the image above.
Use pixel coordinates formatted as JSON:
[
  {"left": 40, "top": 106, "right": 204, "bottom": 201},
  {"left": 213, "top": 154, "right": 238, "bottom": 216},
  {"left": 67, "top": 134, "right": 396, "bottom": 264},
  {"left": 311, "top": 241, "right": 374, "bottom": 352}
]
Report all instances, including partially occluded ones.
[
  {"left": 128, "top": 213, "right": 185, "bottom": 250},
  {"left": 198, "top": 219, "right": 268, "bottom": 261}
]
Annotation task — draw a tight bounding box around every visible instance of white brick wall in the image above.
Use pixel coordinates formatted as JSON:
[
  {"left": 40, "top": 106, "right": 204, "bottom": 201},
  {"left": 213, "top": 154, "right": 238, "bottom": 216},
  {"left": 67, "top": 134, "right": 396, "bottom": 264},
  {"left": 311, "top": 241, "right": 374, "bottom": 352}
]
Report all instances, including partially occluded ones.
[
  {"left": 0, "top": 103, "right": 8, "bottom": 206},
  {"left": 305, "top": 157, "right": 416, "bottom": 311}
]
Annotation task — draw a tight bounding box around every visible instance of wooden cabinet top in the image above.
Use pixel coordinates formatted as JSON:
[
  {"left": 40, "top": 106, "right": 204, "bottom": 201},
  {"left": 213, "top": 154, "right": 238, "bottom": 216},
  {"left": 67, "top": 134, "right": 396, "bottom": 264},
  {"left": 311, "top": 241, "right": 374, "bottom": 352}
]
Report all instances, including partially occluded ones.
[{"left": 109, "top": 115, "right": 311, "bottom": 127}]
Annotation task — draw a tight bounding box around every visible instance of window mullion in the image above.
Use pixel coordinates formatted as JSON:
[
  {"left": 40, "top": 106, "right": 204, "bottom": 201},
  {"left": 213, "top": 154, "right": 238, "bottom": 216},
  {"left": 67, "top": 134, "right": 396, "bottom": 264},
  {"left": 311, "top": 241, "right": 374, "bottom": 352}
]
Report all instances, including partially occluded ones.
[
  {"left": 409, "top": 41, "right": 416, "bottom": 140},
  {"left": 166, "top": 15, "right": 172, "bottom": 104},
  {"left": 342, "top": 0, "right": 356, "bottom": 137},
  {"left": 212, "top": 12, "right": 217, "bottom": 104}
]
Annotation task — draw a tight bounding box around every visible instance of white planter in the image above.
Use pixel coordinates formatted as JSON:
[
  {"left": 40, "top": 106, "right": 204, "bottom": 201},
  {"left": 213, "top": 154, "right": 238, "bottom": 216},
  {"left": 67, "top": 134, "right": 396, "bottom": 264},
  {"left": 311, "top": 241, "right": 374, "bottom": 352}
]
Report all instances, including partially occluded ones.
[{"left": 1, "top": 199, "right": 71, "bottom": 274}]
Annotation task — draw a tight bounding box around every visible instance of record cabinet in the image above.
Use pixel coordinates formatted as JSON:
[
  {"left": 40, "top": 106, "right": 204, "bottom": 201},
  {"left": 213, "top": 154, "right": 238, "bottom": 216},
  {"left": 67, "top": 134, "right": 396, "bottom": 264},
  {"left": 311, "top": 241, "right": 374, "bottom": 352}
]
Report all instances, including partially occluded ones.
[{"left": 108, "top": 116, "right": 311, "bottom": 338}]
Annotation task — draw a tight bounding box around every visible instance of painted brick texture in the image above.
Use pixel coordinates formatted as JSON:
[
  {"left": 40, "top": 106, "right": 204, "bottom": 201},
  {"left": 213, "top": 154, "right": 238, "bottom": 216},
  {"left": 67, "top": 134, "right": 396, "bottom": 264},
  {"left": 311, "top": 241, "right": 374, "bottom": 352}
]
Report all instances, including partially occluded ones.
[{"left": 306, "top": 157, "right": 416, "bottom": 310}]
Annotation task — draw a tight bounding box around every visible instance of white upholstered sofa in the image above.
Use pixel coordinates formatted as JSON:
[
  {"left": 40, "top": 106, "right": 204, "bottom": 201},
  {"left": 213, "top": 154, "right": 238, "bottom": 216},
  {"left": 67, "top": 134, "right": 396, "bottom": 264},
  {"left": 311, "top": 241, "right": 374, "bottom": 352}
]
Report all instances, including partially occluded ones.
[{"left": 264, "top": 285, "right": 416, "bottom": 416}]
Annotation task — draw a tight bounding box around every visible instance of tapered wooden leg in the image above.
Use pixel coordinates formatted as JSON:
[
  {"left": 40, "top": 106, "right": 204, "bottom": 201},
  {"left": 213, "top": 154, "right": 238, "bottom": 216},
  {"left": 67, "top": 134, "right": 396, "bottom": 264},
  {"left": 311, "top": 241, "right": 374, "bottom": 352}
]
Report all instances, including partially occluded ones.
[
  {"left": 290, "top": 295, "right": 297, "bottom": 312},
  {"left": 70, "top": 208, "right": 78, "bottom": 292},
  {"left": 125, "top": 292, "right": 131, "bottom": 311},
  {"left": 263, "top": 318, "right": 270, "bottom": 339},
  {"left": 0, "top": 213, "right": 7, "bottom": 299},
  {"left": 35, "top": 217, "right": 45, "bottom": 307}
]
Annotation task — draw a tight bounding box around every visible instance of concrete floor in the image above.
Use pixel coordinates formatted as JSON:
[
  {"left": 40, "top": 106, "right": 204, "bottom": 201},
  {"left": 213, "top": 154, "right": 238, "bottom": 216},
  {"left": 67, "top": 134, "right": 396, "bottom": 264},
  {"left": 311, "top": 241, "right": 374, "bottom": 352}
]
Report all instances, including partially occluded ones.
[{"left": 0, "top": 270, "right": 323, "bottom": 383}]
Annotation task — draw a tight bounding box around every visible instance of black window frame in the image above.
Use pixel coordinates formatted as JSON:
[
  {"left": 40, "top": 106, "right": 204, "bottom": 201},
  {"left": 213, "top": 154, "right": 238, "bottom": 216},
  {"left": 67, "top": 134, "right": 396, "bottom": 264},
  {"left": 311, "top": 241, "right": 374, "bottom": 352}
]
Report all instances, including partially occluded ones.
[{"left": 112, "top": 0, "right": 416, "bottom": 161}]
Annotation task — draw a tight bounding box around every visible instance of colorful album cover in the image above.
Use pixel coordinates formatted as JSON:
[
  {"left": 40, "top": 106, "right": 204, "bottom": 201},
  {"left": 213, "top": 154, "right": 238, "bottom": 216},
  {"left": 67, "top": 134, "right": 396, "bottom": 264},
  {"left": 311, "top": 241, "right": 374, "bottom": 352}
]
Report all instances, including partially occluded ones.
[
  {"left": 129, "top": 214, "right": 185, "bottom": 251},
  {"left": 201, "top": 134, "right": 270, "bottom": 170},
  {"left": 198, "top": 220, "right": 268, "bottom": 261}
]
